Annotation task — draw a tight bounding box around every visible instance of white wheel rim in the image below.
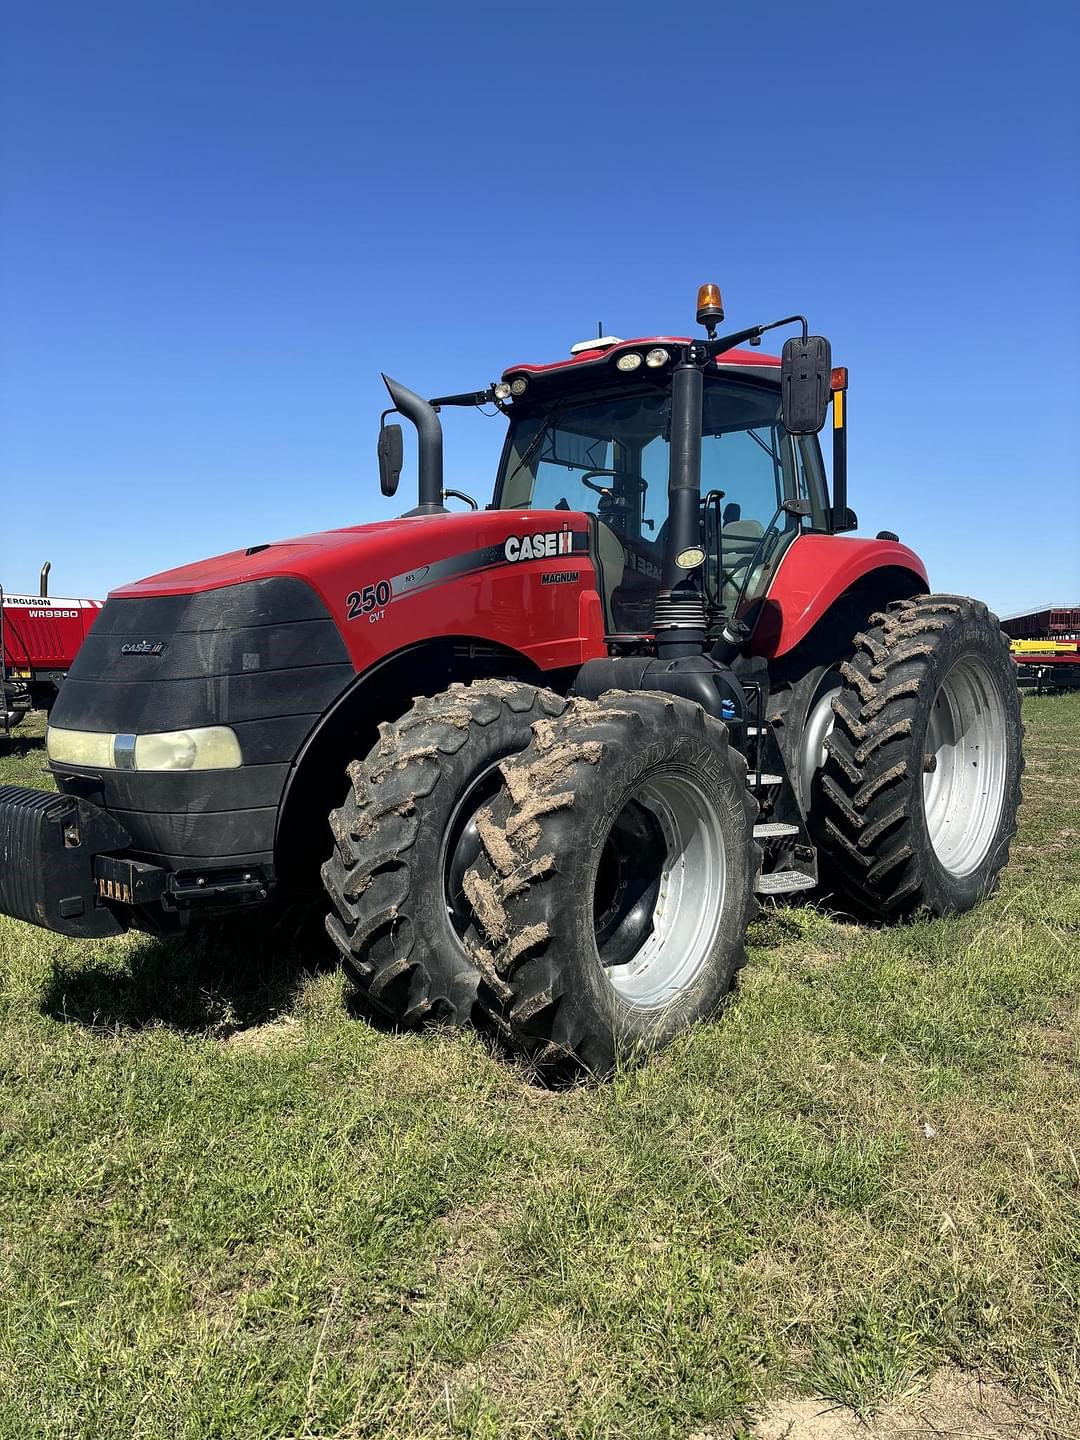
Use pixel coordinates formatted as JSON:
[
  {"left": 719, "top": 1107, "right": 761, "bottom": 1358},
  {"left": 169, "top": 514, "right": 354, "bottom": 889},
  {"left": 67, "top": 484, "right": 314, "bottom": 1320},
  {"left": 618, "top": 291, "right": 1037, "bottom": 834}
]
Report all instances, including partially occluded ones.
[
  {"left": 600, "top": 773, "right": 727, "bottom": 1009},
  {"left": 922, "top": 654, "right": 1008, "bottom": 877},
  {"left": 800, "top": 672, "right": 842, "bottom": 816}
]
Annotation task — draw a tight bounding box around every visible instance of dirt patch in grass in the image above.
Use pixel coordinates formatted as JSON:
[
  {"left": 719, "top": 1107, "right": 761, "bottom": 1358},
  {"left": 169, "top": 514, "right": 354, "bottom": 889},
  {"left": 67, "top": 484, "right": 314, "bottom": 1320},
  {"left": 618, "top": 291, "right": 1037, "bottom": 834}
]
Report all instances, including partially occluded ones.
[
  {"left": 220, "top": 1015, "right": 303, "bottom": 1052},
  {"left": 749, "top": 1367, "right": 1070, "bottom": 1439},
  {"left": 434, "top": 1196, "right": 515, "bottom": 1286}
]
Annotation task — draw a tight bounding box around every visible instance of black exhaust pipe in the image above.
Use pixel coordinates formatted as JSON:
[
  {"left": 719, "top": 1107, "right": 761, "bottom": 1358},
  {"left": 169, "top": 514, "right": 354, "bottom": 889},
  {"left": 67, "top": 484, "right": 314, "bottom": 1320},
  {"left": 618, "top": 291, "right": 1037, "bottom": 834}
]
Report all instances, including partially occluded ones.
[
  {"left": 381, "top": 374, "right": 446, "bottom": 515},
  {"left": 654, "top": 357, "right": 706, "bottom": 659}
]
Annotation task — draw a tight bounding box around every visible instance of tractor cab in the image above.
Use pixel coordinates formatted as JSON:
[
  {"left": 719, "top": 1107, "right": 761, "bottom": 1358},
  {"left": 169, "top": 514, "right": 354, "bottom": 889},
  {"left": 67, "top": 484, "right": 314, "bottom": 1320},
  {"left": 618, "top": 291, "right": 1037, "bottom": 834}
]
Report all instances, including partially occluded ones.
[
  {"left": 386, "top": 285, "right": 848, "bottom": 659},
  {"left": 492, "top": 345, "right": 831, "bottom": 637}
]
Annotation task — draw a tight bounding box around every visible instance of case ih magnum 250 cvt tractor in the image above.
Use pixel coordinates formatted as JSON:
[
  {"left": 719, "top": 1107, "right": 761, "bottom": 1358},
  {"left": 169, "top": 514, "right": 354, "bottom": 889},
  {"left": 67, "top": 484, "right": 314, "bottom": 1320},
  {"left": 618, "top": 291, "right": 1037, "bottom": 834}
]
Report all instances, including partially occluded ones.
[{"left": 0, "top": 288, "right": 1023, "bottom": 1076}]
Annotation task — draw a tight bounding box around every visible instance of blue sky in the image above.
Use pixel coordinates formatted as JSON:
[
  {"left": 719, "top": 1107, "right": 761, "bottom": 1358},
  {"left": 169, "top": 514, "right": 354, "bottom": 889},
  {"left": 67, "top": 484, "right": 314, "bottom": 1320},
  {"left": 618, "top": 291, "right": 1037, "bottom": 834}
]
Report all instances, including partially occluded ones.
[{"left": 2, "top": 1, "right": 1077, "bottom": 613}]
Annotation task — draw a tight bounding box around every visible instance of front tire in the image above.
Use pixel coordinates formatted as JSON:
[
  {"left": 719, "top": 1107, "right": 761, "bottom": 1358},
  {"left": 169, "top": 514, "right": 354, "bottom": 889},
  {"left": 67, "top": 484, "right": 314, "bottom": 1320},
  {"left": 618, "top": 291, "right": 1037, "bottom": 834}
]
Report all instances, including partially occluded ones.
[
  {"left": 322, "top": 680, "right": 566, "bottom": 1027},
  {"left": 463, "top": 692, "right": 760, "bottom": 1078},
  {"left": 819, "top": 594, "right": 1023, "bottom": 918}
]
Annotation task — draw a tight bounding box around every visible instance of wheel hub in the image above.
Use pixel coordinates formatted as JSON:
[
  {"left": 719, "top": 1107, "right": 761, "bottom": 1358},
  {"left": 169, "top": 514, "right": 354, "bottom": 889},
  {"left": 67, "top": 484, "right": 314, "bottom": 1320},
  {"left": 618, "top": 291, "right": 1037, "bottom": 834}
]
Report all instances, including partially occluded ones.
[
  {"left": 595, "top": 773, "right": 727, "bottom": 1009},
  {"left": 922, "top": 654, "right": 1008, "bottom": 877},
  {"left": 799, "top": 672, "right": 842, "bottom": 816}
]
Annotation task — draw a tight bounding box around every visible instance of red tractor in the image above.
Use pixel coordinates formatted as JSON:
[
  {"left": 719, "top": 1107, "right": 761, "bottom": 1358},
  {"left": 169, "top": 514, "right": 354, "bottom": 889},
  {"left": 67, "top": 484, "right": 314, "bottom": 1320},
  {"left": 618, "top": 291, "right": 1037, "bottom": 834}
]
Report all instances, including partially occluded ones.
[
  {"left": 0, "top": 288, "right": 1023, "bottom": 1076},
  {"left": 1, "top": 563, "right": 102, "bottom": 734}
]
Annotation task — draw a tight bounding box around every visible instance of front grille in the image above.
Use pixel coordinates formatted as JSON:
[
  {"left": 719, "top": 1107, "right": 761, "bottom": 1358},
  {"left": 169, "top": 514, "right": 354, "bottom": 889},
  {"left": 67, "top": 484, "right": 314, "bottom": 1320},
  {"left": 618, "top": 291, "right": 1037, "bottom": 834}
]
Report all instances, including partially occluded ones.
[{"left": 48, "top": 577, "right": 356, "bottom": 868}]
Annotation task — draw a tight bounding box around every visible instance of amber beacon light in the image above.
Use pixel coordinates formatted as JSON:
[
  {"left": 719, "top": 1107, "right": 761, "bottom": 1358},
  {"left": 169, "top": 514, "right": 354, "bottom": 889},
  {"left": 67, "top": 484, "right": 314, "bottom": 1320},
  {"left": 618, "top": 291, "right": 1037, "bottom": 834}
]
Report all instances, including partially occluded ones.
[{"left": 695, "top": 283, "right": 725, "bottom": 338}]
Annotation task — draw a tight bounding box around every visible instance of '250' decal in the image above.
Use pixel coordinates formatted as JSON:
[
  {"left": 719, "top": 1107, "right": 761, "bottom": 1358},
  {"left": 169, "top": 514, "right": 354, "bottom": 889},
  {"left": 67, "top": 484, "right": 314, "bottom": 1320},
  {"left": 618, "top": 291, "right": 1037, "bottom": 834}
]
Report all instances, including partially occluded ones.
[{"left": 346, "top": 580, "right": 391, "bottom": 619}]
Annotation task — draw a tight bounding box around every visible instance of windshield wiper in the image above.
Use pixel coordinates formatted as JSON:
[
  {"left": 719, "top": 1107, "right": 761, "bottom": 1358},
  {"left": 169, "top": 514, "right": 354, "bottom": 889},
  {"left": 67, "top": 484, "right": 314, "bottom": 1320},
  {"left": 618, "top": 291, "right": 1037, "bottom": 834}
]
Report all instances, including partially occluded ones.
[{"left": 502, "top": 407, "right": 566, "bottom": 493}]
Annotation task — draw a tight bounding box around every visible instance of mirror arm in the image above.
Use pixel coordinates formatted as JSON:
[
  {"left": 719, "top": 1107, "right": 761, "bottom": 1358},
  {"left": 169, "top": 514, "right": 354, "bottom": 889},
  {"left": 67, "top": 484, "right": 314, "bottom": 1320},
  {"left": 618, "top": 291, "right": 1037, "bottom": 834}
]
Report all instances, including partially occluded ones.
[
  {"left": 703, "top": 314, "right": 808, "bottom": 358},
  {"left": 428, "top": 388, "right": 496, "bottom": 410}
]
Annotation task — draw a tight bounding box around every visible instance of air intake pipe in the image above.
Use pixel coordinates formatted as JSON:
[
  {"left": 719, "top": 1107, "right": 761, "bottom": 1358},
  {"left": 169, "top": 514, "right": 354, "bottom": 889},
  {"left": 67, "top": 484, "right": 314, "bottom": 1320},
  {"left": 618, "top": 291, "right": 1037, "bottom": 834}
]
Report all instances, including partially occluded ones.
[
  {"left": 381, "top": 374, "right": 447, "bottom": 515},
  {"left": 654, "top": 357, "right": 706, "bottom": 659}
]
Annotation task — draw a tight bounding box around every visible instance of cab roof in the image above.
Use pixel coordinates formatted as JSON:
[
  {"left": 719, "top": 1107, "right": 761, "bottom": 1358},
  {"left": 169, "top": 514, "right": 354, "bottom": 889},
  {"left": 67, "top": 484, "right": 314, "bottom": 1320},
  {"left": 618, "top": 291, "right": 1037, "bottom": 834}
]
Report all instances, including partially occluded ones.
[{"left": 502, "top": 337, "right": 781, "bottom": 385}]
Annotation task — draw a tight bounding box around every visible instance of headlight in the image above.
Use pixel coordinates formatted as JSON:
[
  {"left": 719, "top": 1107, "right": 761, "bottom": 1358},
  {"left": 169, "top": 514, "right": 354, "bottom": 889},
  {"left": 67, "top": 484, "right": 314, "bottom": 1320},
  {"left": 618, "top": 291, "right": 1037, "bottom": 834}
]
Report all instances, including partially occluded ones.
[
  {"left": 645, "top": 347, "right": 670, "bottom": 368},
  {"left": 509, "top": 377, "right": 528, "bottom": 396},
  {"left": 47, "top": 725, "right": 243, "bottom": 771},
  {"left": 134, "top": 727, "right": 242, "bottom": 771},
  {"left": 616, "top": 352, "right": 643, "bottom": 372},
  {"left": 46, "top": 728, "right": 115, "bottom": 769},
  {"left": 493, "top": 382, "right": 512, "bottom": 401}
]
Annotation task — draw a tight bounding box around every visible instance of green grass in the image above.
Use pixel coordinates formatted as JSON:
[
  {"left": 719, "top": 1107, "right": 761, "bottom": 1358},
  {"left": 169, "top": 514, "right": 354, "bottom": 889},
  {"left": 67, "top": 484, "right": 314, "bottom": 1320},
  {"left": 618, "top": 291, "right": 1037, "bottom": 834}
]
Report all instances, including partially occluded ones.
[{"left": 1, "top": 700, "right": 1078, "bottom": 1439}]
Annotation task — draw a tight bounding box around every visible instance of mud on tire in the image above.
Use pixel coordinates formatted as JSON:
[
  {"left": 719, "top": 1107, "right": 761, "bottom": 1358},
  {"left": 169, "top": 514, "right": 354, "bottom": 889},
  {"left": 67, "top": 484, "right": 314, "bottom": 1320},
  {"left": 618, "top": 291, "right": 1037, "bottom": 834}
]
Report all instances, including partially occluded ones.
[
  {"left": 462, "top": 691, "right": 760, "bottom": 1079},
  {"left": 322, "top": 679, "right": 566, "bottom": 1027},
  {"left": 819, "top": 594, "right": 1023, "bottom": 918}
]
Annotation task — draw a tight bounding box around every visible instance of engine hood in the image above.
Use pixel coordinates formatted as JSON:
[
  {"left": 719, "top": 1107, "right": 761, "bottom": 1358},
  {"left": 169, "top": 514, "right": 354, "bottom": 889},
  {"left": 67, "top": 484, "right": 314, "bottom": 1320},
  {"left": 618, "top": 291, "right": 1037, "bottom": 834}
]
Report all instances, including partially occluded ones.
[
  {"left": 107, "top": 505, "right": 604, "bottom": 683},
  {"left": 111, "top": 513, "right": 478, "bottom": 599}
]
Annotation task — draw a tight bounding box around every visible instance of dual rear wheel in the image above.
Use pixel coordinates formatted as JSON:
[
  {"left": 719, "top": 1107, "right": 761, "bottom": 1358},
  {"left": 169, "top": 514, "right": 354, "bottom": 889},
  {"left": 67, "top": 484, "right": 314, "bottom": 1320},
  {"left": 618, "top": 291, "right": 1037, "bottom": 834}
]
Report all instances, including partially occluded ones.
[{"left": 815, "top": 594, "right": 1023, "bottom": 917}]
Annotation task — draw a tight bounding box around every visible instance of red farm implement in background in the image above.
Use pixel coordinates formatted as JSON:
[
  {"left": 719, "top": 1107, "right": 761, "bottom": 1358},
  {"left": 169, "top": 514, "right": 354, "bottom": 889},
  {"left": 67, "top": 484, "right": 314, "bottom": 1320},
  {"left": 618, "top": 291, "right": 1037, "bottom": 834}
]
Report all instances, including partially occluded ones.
[
  {"left": 1, "top": 562, "right": 102, "bottom": 735},
  {"left": 1003, "top": 605, "right": 1080, "bottom": 694}
]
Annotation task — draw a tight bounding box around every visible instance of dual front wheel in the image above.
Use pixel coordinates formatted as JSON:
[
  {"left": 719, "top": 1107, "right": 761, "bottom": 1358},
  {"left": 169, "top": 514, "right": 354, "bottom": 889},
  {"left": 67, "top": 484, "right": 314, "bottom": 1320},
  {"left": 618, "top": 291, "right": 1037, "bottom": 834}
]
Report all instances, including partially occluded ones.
[{"left": 322, "top": 682, "right": 758, "bottom": 1077}]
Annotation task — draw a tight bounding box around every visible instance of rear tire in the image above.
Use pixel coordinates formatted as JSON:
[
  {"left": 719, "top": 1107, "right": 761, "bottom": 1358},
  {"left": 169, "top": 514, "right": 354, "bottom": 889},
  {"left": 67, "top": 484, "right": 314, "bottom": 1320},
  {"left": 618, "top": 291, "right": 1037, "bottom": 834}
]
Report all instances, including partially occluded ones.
[
  {"left": 463, "top": 692, "right": 760, "bottom": 1079},
  {"left": 818, "top": 594, "right": 1023, "bottom": 918},
  {"left": 322, "top": 680, "right": 566, "bottom": 1027}
]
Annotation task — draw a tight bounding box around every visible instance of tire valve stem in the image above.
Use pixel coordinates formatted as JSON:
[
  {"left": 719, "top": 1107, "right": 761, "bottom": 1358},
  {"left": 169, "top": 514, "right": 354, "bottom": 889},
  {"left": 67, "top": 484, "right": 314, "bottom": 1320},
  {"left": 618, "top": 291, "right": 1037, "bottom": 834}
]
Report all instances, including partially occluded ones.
[{"left": 923, "top": 754, "right": 937, "bottom": 773}]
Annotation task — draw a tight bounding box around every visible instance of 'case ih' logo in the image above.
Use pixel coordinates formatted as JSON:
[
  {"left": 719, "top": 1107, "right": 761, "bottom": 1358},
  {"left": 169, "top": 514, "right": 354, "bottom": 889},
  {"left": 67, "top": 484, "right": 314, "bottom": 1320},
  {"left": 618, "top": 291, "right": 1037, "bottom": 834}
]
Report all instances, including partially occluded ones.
[
  {"left": 121, "top": 640, "right": 167, "bottom": 656},
  {"left": 504, "top": 530, "right": 573, "bottom": 563}
]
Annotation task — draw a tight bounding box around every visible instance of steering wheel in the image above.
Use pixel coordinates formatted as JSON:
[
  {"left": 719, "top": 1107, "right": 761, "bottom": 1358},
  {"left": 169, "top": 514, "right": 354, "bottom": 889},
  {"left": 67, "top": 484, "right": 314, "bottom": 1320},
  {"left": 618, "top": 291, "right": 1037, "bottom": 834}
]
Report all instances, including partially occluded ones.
[{"left": 579, "top": 468, "right": 648, "bottom": 497}]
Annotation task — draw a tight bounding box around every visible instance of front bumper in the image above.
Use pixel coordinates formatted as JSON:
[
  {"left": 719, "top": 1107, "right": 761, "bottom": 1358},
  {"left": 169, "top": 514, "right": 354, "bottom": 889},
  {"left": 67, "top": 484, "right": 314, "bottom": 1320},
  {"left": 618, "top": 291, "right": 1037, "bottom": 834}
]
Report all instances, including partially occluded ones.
[{"left": 0, "top": 785, "right": 273, "bottom": 938}]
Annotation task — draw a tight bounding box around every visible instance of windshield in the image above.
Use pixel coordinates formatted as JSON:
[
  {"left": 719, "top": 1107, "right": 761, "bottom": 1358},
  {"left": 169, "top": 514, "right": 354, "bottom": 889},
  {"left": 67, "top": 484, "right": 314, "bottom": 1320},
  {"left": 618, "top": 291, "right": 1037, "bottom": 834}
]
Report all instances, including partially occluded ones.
[{"left": 496, "top": 379, "right": 826, "bottom": 631}]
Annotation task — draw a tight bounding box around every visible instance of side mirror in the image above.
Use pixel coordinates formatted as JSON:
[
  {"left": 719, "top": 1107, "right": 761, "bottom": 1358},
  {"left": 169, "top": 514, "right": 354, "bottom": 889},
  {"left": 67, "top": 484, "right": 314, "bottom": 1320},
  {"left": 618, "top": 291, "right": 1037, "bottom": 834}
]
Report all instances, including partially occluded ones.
[
  {"left": 780, "top": 335, "right": 832, "bottom": 435},
  {"left": 378, "top": 422, "right": 404, "bottom": 497}
]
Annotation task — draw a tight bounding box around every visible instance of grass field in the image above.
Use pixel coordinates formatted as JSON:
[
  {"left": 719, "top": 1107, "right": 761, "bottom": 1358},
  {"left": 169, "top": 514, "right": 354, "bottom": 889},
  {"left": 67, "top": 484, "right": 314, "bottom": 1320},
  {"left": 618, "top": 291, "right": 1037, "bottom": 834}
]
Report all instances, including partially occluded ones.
[{"left": 1, "top": 699, "right": 1078, "bottom": 1440}]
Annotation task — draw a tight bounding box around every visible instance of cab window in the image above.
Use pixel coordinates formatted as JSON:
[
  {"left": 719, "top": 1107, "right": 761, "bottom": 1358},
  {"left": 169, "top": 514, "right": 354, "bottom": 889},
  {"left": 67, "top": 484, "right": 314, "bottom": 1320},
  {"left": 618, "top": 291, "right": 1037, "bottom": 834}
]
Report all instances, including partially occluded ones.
[{"left": 496, "top": 378, "right": 826, "bottom": 630}]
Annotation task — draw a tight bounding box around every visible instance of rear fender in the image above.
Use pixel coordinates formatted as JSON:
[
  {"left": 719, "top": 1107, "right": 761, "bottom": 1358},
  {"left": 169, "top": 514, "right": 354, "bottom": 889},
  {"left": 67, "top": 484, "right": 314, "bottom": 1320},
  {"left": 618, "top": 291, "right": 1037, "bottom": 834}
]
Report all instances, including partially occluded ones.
[{"left": 751, "top": 535, "right": 929, "bottom": 659}]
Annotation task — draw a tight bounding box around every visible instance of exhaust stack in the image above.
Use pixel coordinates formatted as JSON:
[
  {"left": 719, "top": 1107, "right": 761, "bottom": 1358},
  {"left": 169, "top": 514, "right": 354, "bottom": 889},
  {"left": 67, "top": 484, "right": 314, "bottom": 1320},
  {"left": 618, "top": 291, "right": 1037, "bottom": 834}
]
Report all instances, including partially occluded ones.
[{"left": 381, "top": 374, "right": 446, "bottom": 515}]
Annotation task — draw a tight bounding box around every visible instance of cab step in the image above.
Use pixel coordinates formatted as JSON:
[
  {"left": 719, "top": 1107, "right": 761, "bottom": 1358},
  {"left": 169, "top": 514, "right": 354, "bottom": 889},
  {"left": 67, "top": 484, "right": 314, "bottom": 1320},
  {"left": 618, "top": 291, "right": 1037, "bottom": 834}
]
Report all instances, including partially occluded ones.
[
  {"left": 748, "top": 773, "right": 784, "bottom": 787},
  {"left": 755, "top": 870, "right": 817, "bottom": 895},
  {"left": 753, "top": 821, "right": 800, "bottom": 839}
]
